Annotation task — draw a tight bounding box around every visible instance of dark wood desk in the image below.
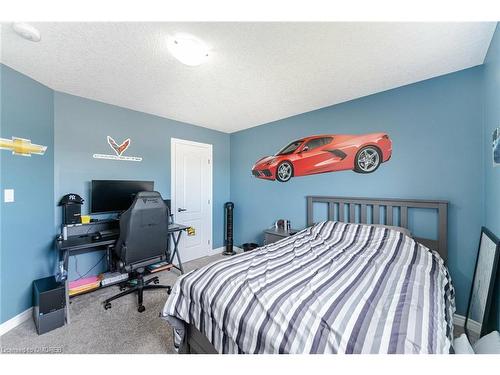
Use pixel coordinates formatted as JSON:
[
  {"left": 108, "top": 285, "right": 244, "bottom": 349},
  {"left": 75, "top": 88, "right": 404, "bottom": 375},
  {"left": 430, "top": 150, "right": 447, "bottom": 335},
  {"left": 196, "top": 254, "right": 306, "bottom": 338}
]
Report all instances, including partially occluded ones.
[
  {"left": 56, "top": 235, "right": 118, "bottom": 252},
  {"left": 56, "top": 223, "right": 188, "bottom": 270}
]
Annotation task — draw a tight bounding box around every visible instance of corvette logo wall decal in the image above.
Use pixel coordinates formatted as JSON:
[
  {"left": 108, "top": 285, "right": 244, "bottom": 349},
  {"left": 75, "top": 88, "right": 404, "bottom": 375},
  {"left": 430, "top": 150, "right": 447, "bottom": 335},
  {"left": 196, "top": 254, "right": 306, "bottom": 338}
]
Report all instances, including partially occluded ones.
[
  {"left": 93, "top": 136, "right": 142, "bottom": 162},
  {"left": 107, "top": 136, "right": 130, "bottom": 156},
  {"left": 0, "top": 136, "right": 47, "bottom": 157},
  {"left": 251, "top": 133, "right": 392, "bottom": 182}
]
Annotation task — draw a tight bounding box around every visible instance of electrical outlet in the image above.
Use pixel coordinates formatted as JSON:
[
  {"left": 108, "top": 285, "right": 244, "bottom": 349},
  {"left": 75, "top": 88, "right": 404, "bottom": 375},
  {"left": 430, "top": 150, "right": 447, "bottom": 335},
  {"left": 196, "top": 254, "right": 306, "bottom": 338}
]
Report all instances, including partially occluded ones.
[{"left": 4, "top": 189, "right": 14, "bottom": 203}]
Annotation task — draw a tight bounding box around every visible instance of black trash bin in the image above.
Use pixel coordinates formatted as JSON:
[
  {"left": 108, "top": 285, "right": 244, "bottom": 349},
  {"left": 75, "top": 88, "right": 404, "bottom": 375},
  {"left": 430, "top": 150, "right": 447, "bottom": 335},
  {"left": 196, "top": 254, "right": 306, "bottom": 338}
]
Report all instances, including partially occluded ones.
[{"left": 241, "top": 243, "right": 259, "bottom": 252}]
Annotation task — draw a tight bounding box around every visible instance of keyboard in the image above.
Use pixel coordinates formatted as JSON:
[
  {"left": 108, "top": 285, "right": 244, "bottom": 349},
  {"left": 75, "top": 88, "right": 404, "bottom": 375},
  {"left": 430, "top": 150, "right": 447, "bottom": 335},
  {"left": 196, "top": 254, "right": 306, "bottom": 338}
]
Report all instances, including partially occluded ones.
[{"left": 98, "top": 229, "right": 119, "bottom": 237}]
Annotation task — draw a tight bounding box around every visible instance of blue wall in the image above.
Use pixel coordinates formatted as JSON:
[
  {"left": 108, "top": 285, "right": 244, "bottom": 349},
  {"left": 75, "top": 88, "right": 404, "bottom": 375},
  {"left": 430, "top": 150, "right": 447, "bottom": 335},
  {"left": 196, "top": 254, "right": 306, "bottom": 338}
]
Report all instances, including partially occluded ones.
[
  {"left": 0, "top": 65, "right": 55, "bottom": 323},
  {"left": 230, "top": 67, "right": 484, "bottom": 316},
  {"left": 54, "top": 92, "right": 230, "bottom": 280},
  {"left": 482, "top": 23, "right": 500, "bottom": 330}
]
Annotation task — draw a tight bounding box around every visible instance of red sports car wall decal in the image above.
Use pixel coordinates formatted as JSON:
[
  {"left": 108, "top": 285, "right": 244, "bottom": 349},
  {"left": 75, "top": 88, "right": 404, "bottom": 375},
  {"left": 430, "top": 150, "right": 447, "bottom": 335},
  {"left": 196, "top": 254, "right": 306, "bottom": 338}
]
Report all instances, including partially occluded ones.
[{"left": 251, "top": 133, "right": 392, "bottom": 182}]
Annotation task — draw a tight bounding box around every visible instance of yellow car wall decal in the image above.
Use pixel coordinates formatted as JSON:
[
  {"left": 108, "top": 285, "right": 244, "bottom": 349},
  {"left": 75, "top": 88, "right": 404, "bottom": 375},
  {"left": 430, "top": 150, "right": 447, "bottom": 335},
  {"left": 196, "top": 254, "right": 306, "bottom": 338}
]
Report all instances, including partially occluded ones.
[{"left": 0, "top": 137, "right": 47, "bottom": 157}]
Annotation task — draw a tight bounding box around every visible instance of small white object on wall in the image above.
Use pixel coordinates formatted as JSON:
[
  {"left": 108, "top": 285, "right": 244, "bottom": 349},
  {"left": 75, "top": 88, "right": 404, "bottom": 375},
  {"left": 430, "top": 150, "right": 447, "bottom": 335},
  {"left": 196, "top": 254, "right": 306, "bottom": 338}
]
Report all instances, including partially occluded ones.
[{"left": 4, "top": 189, "right": 15, "bottom": 203}]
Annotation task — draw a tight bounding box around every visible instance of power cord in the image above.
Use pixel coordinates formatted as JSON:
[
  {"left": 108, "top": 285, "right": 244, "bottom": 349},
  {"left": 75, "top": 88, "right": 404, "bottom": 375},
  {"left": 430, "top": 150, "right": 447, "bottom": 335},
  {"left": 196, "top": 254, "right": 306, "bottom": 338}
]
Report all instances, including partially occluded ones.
[
  {"left": 72, "top": 254, "right": 106, "bottom": 281},
  {"left": 74, "top": 255, "right": 84, "bottom": 279}
]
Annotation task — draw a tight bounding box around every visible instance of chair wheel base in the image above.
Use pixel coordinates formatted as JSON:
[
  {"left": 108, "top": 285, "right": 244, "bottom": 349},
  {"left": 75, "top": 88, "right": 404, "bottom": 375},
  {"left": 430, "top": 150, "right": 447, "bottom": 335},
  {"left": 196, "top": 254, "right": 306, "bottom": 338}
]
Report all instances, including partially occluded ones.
[
  {"left": 104, "top": 302, "right": 112, "bottom": 310},
  {"left": 138, "top": 305, "right": 146, "bottom": 313}
]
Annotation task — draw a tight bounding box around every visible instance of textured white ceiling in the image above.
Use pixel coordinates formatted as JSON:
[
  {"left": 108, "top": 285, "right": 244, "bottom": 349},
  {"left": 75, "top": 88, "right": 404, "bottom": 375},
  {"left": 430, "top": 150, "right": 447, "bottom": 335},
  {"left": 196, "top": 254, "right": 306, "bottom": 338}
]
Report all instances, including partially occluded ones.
[{"left": 0, "top": 22, "right": 496, "bottom": 133}]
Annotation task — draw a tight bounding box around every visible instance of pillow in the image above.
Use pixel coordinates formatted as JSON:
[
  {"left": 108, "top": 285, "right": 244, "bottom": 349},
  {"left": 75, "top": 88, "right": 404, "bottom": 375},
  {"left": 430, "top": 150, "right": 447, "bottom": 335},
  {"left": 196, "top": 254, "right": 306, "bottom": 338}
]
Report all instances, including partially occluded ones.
[
  {"left": 366, "top": 224, "right": 412, "bottom": 238},
  {"left": 453, "top": 334, "right": 475, "bottom": 354},
  {"left": 473, "top": 331, "right": 500, "bottom": 354}
]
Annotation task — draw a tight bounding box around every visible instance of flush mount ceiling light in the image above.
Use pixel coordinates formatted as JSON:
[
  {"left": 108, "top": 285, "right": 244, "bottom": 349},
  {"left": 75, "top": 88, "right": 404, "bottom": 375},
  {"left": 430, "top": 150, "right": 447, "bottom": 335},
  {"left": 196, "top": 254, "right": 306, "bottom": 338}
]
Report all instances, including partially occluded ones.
[
  {"left": 12, "top": 22, "right": 41, "bottom": 42},
  {"left": 166, "top": 34, "right": 209, "bottom": 66}
]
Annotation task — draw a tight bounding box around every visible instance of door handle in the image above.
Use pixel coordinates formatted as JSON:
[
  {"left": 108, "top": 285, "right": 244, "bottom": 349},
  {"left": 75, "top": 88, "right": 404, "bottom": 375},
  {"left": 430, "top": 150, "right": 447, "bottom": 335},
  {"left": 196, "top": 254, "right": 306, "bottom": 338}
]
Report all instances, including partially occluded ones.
[{"left": 178, "top": 208, "right": 187, "bottom": 212}]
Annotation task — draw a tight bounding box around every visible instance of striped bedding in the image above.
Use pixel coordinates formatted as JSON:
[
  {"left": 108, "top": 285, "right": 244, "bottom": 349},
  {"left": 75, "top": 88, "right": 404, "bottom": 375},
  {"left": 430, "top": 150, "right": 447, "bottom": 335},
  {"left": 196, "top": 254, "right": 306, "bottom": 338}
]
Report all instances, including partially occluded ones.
[{"left": 161, "top": 221, "right": 455, "bottom": 354}]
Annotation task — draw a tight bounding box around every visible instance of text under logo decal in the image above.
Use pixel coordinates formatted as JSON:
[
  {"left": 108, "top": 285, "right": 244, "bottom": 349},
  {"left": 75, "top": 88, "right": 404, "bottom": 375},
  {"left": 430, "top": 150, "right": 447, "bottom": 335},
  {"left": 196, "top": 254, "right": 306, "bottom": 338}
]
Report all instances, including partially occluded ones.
[{"left": 93, "top": 136, "right": 142, "bottom": 162}]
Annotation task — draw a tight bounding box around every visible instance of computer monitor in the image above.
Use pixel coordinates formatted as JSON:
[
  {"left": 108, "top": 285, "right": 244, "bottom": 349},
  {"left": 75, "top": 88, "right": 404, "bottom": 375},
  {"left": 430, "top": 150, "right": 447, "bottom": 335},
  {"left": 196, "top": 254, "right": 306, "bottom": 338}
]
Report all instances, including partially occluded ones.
[{"left": 91, "top": 180, "right": 154, "bottom": 214}]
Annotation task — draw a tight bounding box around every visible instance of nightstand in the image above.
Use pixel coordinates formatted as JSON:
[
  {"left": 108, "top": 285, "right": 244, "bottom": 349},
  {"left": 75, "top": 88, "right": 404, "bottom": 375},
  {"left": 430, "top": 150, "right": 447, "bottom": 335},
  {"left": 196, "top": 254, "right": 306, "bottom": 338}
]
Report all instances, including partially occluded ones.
[{"left": 263, "top": 228, "right": 300, "bottom": 245}]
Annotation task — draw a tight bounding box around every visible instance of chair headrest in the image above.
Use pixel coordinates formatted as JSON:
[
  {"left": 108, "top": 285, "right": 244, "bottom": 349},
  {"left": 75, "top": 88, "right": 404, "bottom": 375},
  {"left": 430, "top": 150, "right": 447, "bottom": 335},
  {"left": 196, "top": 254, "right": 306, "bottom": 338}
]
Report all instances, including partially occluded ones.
[
  {"left": 135, "top": 191, "right": 162, "bottom": 199},
  {"left": 128, "top": 191, "right": 166, "bottom": 210}
]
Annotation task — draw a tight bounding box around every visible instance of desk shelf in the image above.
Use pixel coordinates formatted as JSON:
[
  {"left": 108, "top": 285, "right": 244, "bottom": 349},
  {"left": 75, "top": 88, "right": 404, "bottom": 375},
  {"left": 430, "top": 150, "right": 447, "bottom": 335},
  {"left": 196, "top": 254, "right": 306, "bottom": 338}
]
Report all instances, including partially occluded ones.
[{"left": 68, "top": 264, "right": 175, "bottom": 298}]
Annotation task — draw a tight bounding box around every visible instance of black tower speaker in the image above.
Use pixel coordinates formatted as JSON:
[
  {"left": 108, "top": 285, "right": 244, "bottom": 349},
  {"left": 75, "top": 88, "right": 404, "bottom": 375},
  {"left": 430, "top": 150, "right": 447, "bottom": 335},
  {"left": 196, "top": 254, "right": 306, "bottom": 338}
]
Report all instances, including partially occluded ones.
[
  {"left": 223, "top": 202, "right": 235, "bottom": 255},
  {"left": 63, "top": 204, "right": 82, "bottom": 225},
  {"left": 59, "top": 194, "right": 84, "bottom": 224}
]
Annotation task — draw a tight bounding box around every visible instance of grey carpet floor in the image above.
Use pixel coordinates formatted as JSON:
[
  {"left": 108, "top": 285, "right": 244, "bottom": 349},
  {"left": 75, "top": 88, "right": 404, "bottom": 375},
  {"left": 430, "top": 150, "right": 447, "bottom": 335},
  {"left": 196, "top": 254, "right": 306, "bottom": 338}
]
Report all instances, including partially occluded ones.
[{"left": 0, "top": 253, "right": 223, "bottom": 354}]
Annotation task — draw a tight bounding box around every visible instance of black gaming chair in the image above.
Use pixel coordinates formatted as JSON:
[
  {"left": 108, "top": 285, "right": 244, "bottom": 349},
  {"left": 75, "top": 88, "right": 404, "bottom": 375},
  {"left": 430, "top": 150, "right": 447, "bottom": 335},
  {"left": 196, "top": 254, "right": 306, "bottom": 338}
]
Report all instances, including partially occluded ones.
[{"left": 103, "top": 191, "right": 171, "bottom": 312}]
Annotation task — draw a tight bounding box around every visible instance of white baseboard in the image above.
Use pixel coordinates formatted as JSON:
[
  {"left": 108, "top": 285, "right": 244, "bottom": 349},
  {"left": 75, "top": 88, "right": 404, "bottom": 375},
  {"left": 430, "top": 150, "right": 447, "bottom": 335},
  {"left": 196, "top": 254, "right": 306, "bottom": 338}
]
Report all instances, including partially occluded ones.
[
  {"left": 454, "top": 314, "right": 465, "bottom": 328},
  {"left": 0, "top": 307, "right": 33, "bottom": 336},
  {"left": 461, "top": 317, "right": 482, "bottom": 335},
  {"left": 213, "top": 246, "right": 243, "bottom": 254}
]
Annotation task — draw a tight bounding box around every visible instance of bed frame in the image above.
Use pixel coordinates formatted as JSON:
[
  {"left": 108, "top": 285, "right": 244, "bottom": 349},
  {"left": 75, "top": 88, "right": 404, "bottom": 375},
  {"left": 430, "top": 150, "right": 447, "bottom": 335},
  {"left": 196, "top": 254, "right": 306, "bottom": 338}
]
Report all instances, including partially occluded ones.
[
  {"left": 180, "top": 195, "right": 449, "bottom": 354},
  {"left": 306, "top": 196, "right": 448, "bottom": 262}
]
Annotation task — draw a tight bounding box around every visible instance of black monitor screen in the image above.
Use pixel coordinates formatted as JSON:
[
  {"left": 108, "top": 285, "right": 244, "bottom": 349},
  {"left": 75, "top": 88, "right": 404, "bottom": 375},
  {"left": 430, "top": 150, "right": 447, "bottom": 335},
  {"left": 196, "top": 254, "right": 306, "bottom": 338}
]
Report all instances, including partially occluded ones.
[{"left": 91, "top": 180, "right": 154, "bottom": 214}]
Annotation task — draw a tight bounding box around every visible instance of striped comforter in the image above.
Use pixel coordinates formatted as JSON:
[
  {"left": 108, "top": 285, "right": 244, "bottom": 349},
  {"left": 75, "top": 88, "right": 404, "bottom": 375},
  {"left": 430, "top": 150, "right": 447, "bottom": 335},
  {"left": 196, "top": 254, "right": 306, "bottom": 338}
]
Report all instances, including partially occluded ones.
[{"left": 161, "top": 221, "right": 455, "bottom": 354}]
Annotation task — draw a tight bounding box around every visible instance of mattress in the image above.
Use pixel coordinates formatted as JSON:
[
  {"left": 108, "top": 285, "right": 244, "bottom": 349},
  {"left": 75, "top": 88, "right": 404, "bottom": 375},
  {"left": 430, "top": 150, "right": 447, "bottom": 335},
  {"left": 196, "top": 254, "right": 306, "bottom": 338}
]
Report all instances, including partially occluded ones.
[{"left": 162, "top": 221, "right": 455, "bottom": 354}]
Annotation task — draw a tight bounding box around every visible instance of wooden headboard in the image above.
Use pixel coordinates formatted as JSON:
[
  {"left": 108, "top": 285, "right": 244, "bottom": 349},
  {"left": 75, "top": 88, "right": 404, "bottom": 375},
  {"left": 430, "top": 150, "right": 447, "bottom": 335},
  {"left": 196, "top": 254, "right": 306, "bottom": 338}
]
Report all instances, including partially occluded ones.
[{"left": 306, "top": 196, "right": 448, "bottom": 262}]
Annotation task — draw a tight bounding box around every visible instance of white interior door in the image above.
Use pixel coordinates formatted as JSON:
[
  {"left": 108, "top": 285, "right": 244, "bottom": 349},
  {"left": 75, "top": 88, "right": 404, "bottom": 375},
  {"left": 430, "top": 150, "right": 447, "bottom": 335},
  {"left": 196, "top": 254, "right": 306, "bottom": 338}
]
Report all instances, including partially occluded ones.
[{"left": 171, "top": 138, "right": 212, "bottom": 262}]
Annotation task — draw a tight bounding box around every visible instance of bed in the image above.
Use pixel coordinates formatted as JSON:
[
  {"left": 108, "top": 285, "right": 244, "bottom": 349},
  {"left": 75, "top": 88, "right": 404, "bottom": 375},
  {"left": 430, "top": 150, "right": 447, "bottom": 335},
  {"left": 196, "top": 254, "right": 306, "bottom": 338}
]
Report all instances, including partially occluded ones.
[{"left": 161, "top": 196, "right": 455, "bottom": 354}]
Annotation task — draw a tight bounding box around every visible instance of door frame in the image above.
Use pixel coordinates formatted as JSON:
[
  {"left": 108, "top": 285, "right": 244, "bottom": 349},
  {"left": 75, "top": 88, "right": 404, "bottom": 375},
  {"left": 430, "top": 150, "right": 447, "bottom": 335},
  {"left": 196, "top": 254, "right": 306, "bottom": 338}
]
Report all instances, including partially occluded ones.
[{"left": 171, "top": 137, "right": 213, "bottom": 254}]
